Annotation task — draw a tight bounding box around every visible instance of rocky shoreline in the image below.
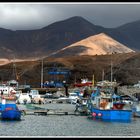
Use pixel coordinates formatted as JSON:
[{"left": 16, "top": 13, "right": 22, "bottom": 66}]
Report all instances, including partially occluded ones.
[{"left": 118, "top": 86, "right": 140, "bottom": 96}]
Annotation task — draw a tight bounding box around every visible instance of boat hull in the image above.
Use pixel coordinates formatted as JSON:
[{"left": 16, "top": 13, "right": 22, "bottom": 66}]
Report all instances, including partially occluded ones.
[
  {"left": 1, "top": 110, "right": 21, "bottom": 120},
  {"left": 91, "top": 107, "right": 132, "bottom": 121},
  {"left": 0, "top": 103, "right": 21, "bottom": 120}
]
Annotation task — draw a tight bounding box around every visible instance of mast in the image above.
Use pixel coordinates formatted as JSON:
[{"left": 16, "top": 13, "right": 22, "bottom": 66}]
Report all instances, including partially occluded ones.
[
  {"left": 111, "top": 54, "right": 113, "bottom": 85},
  {"left": 110, "top": 47, "right": 113, "bottom": 93},
  {"left": 102, "top": 69, "right": 104, "bottom": 81},
  {"left": 41, "top": 58, "right": 44, "bottom": 88},
  {"left": 12, "top": 56, "right": 17, "bottom": 80},
  {"left": 92, "top": 74, "right": 94, "bottom": 87}
]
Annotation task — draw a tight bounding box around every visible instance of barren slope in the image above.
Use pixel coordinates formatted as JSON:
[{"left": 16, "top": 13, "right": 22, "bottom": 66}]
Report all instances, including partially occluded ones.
[{"left": 51, "top": 33, "right": 134, "bottom": 57}]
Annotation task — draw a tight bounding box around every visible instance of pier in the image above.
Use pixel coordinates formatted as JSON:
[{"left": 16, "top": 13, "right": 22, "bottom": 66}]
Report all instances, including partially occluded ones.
[
  {"left": 24, "top": 109, "right": 81, "bottom": 116},
  {"left": 18, "top": 103, "right": 88, "bottom": 116}
]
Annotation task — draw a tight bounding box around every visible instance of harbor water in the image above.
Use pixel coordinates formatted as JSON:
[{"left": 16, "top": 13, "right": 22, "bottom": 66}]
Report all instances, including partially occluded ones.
[{"left": 0, "top": 103, "right": 140, "bottom": 137}]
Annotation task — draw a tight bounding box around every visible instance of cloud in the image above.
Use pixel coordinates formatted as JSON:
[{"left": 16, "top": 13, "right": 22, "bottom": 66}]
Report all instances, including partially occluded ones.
[{"left": 0, "top": 3, "right": 139, "bottom": 30}]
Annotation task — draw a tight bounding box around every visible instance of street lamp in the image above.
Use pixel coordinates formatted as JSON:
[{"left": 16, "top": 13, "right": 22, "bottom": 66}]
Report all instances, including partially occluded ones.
[{"left": 63, "top": 81, "right": 69, "bottom": 97}]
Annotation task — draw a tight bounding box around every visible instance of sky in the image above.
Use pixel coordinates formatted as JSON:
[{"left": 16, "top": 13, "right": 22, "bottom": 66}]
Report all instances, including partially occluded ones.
[{"left": 0, "top": 3, "right": 140, "bottom": 30}]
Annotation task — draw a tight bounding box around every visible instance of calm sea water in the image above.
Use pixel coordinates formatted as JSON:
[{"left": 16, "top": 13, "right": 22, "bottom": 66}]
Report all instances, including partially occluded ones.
[{"left": 0, "top": 103, "right": 140, "bottom": 137}]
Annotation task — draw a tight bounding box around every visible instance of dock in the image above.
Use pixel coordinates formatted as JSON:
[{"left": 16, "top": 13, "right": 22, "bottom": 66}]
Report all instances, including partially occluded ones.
[
  {"left": 18, "top": 102, "right": 89, "bottom": 116},
  {"left": 23, "top": 109, "right": 82, "bottom": 116}
]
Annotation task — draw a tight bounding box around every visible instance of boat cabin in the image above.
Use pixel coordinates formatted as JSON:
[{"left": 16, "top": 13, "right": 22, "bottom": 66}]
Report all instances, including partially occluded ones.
[{"left": 93, "top": 94, "right": 128, "bottom": 110}]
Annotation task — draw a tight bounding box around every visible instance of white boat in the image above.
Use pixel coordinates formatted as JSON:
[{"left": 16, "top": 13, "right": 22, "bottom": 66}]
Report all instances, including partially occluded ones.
[
  {"left": 16, "top": 93, "right": 31, "bottom": 104},
  {"left": 0, "top": 83, "right": 16, "bottom": 95}
]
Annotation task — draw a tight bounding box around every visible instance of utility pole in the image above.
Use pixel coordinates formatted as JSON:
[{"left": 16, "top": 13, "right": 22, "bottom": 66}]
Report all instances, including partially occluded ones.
[{"left": 41, "top": 58, "right": 44, "bottom": 88}]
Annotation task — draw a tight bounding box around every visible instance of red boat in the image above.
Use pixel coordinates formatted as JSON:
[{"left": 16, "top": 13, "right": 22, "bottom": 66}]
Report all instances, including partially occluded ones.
[{"left": 74, "top": 79, "right": 93, "bottom": 87}]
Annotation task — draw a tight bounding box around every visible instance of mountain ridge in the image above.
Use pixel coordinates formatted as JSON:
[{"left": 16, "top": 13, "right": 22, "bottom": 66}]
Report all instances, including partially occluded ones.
[{"left": 0, "top": 16, "right": 138, "bottom": 59}]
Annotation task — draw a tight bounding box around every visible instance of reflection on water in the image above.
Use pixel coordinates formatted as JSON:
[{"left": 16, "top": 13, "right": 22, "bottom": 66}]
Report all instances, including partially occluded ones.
[{"left": 88, "top": 117, "right": 132, "bottom": 123}]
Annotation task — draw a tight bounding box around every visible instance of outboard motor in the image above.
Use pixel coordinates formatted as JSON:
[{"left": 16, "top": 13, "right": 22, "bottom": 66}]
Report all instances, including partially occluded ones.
[{"left": 23, "top": 99, "right": 27, "bottom": 105}]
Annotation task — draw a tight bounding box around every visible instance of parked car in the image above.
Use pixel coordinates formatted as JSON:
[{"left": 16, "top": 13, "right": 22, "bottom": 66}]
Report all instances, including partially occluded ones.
[
  {"left": 29, "top": 90, "right": 40, "bottom": 99},
  {"left": 44, "top": 92, "right": 53, "bottom": 98},
  {"left": 52, "top": 91, "right": 64, "bottom": 99},
  {"left": 67, "top": 92, "right": 79, "bottom": 104}
]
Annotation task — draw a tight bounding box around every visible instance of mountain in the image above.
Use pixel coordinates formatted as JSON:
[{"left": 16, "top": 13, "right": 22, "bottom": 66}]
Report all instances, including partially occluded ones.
[
  {"left": 0, "top": 16, "right": 139, "bottom": 87},
  {"left": 105, "top": 20, "right": 140, "bottom": 51},
  {"left": 50, "top": 33, "right": 134, "bottom": 57},
  {"left": 0, "top": 16, "right": 139, "bottom": 59},
  {"left": 0, "top": 16, "right": 105, "bottom": 59}
]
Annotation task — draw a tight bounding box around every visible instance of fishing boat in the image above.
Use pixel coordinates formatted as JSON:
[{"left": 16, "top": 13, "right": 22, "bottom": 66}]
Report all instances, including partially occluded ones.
[
  {"left": 87, "top": 50, "right": 132, "bottom": 122},
  {"left": 87, "top": 87, "right": 132, "bottom": 122},
  {"left": 0, "top": 83, "right": 16, "bottom": 95},
  {"left": 0, "top": 94, "right": 22, "bottom": 120},
  {"left": 0, "top": 103, "right": 21, "bottom": 120},
  {"left": 74, "top": 78, "right": 93, "bottom": 87}
]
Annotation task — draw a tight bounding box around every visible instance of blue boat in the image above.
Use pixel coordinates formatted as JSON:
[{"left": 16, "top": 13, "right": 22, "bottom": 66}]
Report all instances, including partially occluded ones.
[
  {"left": 90, "top": 105, "right": 132, "bottom": 121},
  {"left": 0, "top": 103, "right": 21, "bottom": 120},
  {"left": 87, "top": 87, "right": 132, "bottom": 122}
]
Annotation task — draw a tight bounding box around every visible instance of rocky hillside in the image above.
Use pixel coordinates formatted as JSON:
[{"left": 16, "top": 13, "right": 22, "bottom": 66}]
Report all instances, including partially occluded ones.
[{"left": 0, "top": 52, "right": 137, "bottom": 87}]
